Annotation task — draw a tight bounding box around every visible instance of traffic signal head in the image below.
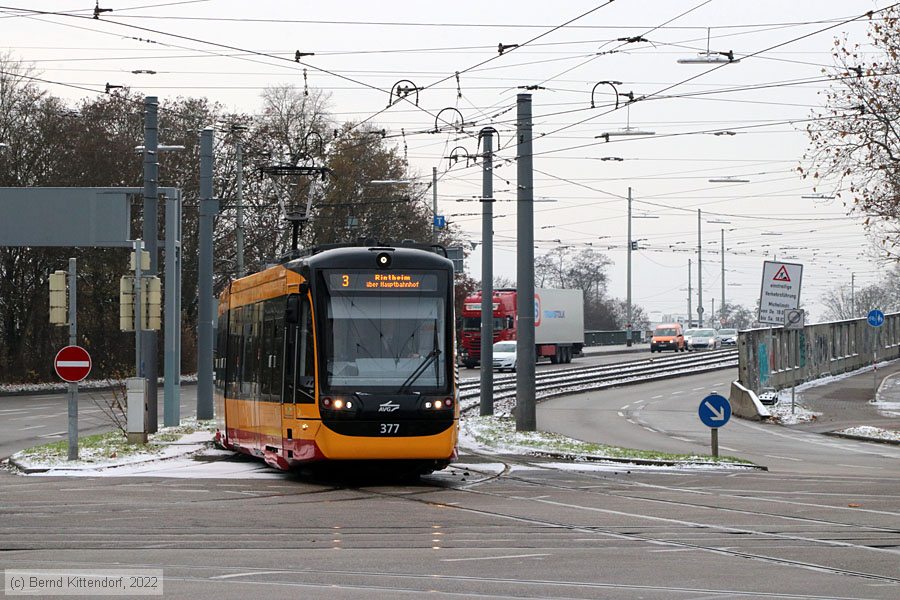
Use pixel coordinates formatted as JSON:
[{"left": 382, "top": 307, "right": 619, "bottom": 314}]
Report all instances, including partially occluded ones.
[{"left": 49, "top": 270, "right": 67, "bottom": 326}]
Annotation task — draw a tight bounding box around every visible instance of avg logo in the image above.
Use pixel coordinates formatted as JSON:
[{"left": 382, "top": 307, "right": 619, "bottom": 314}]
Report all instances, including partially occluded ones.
[{"left": 772, "top": 266, "right": 791, "bottom": 282}]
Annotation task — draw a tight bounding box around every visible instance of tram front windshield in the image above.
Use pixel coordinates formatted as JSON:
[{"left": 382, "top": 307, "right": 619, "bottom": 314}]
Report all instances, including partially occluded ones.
[{"left": 324, "top": 272, "right": 447, "bottom": 391}]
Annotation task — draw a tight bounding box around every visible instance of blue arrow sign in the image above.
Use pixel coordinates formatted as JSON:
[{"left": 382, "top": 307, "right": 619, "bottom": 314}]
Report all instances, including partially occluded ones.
[
  {"left": 867, "top": 309, "right": 885, "bottom": 328},
  {"left": 698, "top": 393, "right": 731, "bottom": 428}
]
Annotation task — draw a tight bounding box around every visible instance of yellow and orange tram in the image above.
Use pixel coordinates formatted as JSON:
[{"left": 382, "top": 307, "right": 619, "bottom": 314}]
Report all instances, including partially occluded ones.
[{"left": 213, "top": 243, "right": 458, "bottom": 473}]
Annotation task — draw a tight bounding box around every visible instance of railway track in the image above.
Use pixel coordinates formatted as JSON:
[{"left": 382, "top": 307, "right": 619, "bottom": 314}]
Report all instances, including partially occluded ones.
[{"left": 458, "top": 349, "right": 738, "bottom": 413}]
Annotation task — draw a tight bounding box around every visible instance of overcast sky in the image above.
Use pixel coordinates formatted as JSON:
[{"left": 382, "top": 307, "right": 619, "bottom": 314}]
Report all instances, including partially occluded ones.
[{"left": 1, "top": 1, "right": 890, "bottom": 322}]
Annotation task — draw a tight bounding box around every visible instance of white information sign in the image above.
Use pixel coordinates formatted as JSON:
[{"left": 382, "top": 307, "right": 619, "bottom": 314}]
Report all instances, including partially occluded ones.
[{"left": 758, "top": 261, "right": 803, "bottom": 325}]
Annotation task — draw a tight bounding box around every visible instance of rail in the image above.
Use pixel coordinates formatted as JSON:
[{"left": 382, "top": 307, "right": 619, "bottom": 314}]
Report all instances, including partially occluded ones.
[{"left": 459, "top": 349, "right": 738, "bottom": 413}]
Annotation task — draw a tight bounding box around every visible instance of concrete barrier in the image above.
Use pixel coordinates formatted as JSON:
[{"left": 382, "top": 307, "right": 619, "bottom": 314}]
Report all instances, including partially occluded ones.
[{"left": 729, "top": 380, "right": 771, "bottom": 421}]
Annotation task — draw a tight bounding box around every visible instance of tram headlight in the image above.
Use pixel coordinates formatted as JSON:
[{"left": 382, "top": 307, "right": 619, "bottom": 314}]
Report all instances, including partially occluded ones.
[
  {"left": 333, "top": 399, "right": 344, "bottom": 410},
  {"left": 375, "top": 252, "right": 392, "bottom": 269}
]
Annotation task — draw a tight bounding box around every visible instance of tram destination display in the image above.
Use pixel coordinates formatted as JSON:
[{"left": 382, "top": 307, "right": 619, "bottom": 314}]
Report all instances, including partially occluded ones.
[{"left": 327, "top": 271, "right": 438, "bottom": 292}]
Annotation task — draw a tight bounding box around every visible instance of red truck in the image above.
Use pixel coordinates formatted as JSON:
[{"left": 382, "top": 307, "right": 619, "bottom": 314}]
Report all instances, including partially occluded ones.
[{"left": 459, "top": 288, "right": 584, "bottom": 368}]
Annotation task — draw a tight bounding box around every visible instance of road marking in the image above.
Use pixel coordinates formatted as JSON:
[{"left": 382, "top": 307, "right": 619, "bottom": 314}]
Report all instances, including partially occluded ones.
[
  {"left": 39, "top": 431, "right": 67, "bottom": 438},
  {"left": 651, "top": 395, "right": 663, "bottom": 399},
  {"left": 765, "top": 454, "right": 802, "bottom": 462},
  {"left": 673, "top": 436, "right": 693, "bottom": 442},
  {"left": 212, "top": 571, "right": 288, "bottom": 580},
  {"left": 692, "top": 387, "right": 704, "bottom": 391},
  {"left": 720, "top": 446, "right": 738, "bottom": 451},
  {"left": 441, "top": 553, "right": 551, "bottom": 562},
  {"left": 617, "top": 411, "right": 624, "bottom": 417},
  {"left": 670, "top": 391, "right": 683, "bottom": 395},
  {"left": 20, "top": 425, "right": 45, "bottom": 431},
  {"left": 620, "top": 404, "right": 630, "bottom": 409},
  {"left": 837, "top": 464, "right": 881, "bottom": 470},
  {"left": 642, "top": 426, "right": 657, "bottom": 433}
]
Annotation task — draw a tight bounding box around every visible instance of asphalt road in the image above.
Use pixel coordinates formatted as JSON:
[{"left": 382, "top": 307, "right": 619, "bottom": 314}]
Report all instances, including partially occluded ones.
[
  {"left": 0, "top": 387, "right": 197, "bottom": 460},
  {"left": 1, "top": 359, "right": 898, "bottom": 599},
  {"left": 538, "top": 367, "right": 900, "bottom": 477}
]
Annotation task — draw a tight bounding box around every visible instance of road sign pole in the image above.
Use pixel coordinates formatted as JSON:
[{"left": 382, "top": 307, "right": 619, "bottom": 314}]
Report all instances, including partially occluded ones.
[
  {"left": 792, "top": 331, "right": 797, "bottom": 414},
  {"left": 67, "top": 258, "right": 78, "bottom": 461},
  {"left": 867, "top": 309, "right": 885, "bottom": 403},
  {"left": 699, "top": 393, "right": 731, "bottom": 459}
]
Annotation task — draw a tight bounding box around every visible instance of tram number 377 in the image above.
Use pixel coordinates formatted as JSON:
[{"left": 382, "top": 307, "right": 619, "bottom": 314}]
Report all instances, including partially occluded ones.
[{"left": 380, "top": 423, "right": 400, "bottom": 434}]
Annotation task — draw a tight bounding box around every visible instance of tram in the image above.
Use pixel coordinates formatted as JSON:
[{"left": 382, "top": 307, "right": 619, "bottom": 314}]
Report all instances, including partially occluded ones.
[{"left": 213, "top": 242, "right": 458, "bottom": 474}]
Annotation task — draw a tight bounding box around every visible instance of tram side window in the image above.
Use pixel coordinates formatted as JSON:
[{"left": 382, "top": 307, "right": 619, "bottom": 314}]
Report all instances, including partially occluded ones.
[
  {"left": 226, "top": 306, "right": 242, "bottom": 398},
  {"left": 214, "top": 320, "right": 227, "bottom": 392}
]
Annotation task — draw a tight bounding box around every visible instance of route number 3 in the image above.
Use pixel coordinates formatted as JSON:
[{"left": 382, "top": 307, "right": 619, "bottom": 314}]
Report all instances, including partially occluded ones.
[{"left": 379, "top": 423, "right": 399, "bottom": 434}]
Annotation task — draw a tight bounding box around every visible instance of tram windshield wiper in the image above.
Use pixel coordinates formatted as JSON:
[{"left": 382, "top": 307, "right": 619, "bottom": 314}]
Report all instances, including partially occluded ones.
[{"left": 397, "top": 349, "right": 441, "bottom": 394}]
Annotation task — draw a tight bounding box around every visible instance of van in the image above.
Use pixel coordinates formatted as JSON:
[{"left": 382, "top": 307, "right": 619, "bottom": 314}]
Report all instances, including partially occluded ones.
[{"left": 651, "top": 323, "right": 685, "bottom": 353}]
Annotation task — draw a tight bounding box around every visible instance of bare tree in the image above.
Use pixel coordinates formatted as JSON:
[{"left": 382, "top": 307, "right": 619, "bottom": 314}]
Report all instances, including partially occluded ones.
[{"left": 801, "top": 8, "right": 900, "bottom": 256}]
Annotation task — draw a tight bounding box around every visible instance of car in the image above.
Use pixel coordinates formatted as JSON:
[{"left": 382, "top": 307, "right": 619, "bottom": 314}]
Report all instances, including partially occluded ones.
[
  {"left": 650, "top": 323, "right": 685, "bottom": 353},
  {"left": 758, "top": 386, "right": 779, "bottom": 406},
  {"left": 689, "top": 328, "right": 719, "bottom": 350},
  {"left": 718, "top": 328, "right": 738, "bottom": 346},
  {"left": 683, "top": 328, "right": 699, "bottom": 351},
  {"left": 492, "top": 341, "right": 517, "bottom": 372}
]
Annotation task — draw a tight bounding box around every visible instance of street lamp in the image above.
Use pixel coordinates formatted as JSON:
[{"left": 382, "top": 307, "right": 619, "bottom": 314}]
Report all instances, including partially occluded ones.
[
  {"left": 678, "top": 52, "right": 739, "bottom": 64},
  {"left": 708, "top": 176, "right": 750, "bottom": 183},
  {"left": 677, "top": 29, "right": 740, "bottom": 64},
  {"left": 596, "top": 104, "right": 655, "bottom": 141}
]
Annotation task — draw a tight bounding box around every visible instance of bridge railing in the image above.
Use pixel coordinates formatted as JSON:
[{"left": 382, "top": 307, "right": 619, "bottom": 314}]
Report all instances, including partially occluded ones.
[{"left": 737, "top": 312, "right": 900, "bottom": 393}]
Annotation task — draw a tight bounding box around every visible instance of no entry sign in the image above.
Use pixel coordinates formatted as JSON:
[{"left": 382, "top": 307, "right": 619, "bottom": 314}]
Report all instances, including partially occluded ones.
[{"left": 54, "top": 345, "right": 92, "bottom": 383}]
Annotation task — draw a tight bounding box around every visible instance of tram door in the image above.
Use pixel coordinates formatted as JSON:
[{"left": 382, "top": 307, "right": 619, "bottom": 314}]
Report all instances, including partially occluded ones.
[{"left": 283, "top": 294, "right": 315, "bottom": 417}]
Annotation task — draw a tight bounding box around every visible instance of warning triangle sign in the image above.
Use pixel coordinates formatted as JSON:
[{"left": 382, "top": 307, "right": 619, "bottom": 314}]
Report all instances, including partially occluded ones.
[{"left": 773, "top": 266, "right": 791, "bottom": 282}]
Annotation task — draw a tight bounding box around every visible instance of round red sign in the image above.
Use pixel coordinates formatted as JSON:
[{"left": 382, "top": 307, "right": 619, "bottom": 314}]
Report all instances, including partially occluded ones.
[{"left": 54, "top": 345, "right": 92, "bottom": 383}]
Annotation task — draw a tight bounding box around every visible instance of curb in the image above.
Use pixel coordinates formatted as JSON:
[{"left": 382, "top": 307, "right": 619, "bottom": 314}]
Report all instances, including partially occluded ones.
[
  {"left": 6, "top": 457, "right": 50, "bottom": 474},
  {"left": 823, "top": 431, "right": 900, "bottom": 446}
]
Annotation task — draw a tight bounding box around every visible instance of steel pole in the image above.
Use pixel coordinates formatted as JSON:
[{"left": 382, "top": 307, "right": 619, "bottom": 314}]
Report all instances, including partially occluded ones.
[
  {"left": 626, "top": 187, "right": 633, "bottom": 346},
  {"left": 432, "top": 166, "right": 438, "bottom": 242},
  {"left": 197, "top": 128, "right": 216, "bottom": 420},
  {"left": 721, "top": 228, "right": 725, "bottom": 325},
  {"left": 67, "top": 258, "right": 78, "bottom": 460},
  {"left": 480, "top": 130, "right": 494, "bottom": 416},
  {"left": 163, "top": 192, "right": 181, "bottom": 426},
  {"left": 697, "top": 209, "right": 703, "bottom": 328},
  {"left": 142, "top": 96, "right": 159, "bottom": 433},
  {"left": 235, "top": 140, "right": 245, "bottom": 278},
  {"left": 515, "top": 93, "right": 536, "bottom": 432},
  {"left": 687, "top": 259, "right": 692, "bottom": 327}
]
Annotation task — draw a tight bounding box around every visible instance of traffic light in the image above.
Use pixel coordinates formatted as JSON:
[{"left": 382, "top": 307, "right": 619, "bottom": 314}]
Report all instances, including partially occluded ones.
[
  {"left": 49, "top": 270, "right": 67, "bottom": 326},
  {"left": 129, "top": 249, "right": 150, "bottom": 271},
  {"left": 120, "top": 276, "right": 134, "bottom": 331},
  {"left": 145, "top": 276, "right": 161, "bottom": 330},
  {"left": 121, "top": 275, "right": 161, "bottom": 331}
]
